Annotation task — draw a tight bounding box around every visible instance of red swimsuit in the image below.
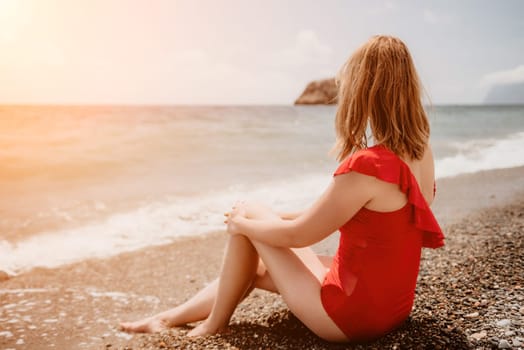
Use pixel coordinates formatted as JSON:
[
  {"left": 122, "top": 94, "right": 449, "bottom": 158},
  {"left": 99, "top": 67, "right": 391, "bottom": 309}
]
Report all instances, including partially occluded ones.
[{"left": 320, "top": 145, "right": 444, "bottom": 342}]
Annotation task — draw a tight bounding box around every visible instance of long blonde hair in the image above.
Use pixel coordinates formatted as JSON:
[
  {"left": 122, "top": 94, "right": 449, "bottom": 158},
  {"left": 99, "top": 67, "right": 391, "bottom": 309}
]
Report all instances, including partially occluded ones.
[{"left": 334, "top": 35, "right": 429, "bottom": 161}]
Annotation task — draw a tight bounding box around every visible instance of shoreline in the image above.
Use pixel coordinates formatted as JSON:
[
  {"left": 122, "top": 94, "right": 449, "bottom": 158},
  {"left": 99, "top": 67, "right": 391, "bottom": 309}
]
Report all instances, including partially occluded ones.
[
  {"left": 0, "top": 166, "right": 523, "bottom": 349},
  {"left": 3, "top": 165, "right": 524, "bottom": 276}
]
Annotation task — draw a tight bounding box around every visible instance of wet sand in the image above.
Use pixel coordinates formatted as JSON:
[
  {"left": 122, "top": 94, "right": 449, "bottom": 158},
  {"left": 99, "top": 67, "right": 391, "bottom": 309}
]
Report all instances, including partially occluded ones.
[{"left": 1, "top": 166, "right": 523, "bottom": 349}]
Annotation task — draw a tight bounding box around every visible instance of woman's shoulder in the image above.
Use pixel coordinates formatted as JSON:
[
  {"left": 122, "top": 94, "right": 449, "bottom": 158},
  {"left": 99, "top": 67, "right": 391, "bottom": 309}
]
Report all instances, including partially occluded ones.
[{"left": 334, "top": 145, "right": 400, "bottom": 179}]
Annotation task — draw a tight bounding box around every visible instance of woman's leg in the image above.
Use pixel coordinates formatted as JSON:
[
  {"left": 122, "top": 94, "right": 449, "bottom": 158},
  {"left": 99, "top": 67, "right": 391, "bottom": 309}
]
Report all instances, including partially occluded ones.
[
  {"left": 120, "top": 250, "right": 327, "bottom": 333},
  {"left": 120, "top": 234, "right": 266, "bottom": 333},
  {"left": 119, "top": 279, "right": 220, "bottom": 333},
  {"left": 121, "top": 203, "right": 338, "bottom": 337},
  {"left": 186, "top": 233, "right": 260, "bottom": 336},
  {"left": 186, "top": 203, "right": 341, "bottom": 338},
  {"left": 249, "top": 241, "right": 348, "bottom": 342}
]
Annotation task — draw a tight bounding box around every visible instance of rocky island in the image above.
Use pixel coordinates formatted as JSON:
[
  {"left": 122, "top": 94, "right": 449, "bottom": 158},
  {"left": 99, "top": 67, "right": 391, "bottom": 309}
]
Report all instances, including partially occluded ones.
[{"left": 294, "top": 78, "right": 337, "bottom": 105}]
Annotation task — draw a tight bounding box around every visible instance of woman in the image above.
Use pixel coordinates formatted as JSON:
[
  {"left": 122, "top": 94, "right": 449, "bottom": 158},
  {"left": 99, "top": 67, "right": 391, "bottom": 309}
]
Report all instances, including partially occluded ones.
[{"left": 121, "top": 35, "right": 444, "bottom": 343}]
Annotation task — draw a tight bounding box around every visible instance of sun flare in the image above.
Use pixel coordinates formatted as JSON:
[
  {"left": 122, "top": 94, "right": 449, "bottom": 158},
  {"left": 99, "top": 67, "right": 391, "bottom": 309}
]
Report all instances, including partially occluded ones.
[{"left": 0, "top": 0, "right": 29, "bottom": 42}]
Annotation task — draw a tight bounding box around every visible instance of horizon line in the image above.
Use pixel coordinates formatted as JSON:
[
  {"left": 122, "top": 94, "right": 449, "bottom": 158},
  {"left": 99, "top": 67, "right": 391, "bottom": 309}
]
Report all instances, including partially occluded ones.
[{"left": 1, "top": 102, "right": 523, "bottom": 108}]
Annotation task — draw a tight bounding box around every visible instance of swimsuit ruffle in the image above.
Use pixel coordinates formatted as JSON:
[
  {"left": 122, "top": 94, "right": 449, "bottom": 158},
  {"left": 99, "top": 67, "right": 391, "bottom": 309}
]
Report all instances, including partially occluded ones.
[{"left": 334, "top": 146, "right": 445, "bottom": 248}]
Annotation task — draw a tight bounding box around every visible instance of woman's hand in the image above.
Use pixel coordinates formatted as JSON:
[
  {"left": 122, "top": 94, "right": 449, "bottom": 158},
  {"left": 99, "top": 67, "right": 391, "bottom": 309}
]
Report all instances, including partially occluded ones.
[{"left": 224, "top": 201, "right": 247, "bottom": 235}]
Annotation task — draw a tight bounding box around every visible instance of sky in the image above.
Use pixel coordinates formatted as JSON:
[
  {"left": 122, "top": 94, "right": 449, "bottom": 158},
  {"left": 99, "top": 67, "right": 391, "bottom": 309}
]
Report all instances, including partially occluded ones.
[{"left": 0, "top": 0, "right": 523, "bottom": 105}]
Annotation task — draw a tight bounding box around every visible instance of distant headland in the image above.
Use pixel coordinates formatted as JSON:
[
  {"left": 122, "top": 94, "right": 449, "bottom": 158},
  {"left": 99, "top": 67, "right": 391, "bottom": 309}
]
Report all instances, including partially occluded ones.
[{"left": 484, "top": 82, "right": 524, "bottom": 105}]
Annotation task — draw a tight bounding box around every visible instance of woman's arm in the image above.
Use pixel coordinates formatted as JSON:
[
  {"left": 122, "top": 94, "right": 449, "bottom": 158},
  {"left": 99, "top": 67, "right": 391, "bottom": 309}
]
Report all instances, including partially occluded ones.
[
  {"left": 228, "top": 171, "right": 377, "bottom": 248},
  {"left": 419, "top": 145, "right": 436, "bottom": 206}
]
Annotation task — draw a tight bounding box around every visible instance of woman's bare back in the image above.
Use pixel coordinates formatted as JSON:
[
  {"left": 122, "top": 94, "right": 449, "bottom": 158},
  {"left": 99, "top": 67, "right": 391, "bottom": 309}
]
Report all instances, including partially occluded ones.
[{"left": 364, "top": 146, "right": 435, "bottom": 213}]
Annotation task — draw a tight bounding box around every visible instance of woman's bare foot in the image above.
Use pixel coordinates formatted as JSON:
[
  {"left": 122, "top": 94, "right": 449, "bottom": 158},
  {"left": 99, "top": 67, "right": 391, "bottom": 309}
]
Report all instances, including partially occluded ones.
[
  {"left": 119, "top": 316, "right": 169, "bottom": 333},
  {"left": 186, "top": 321, "right": 228, "bottom": 337}
]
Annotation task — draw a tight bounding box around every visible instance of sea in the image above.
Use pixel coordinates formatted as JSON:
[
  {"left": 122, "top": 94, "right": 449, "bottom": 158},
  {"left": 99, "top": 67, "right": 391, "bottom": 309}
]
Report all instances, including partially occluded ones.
[{"left": 1, "top": 104, "right": 524, "bottom": 274}]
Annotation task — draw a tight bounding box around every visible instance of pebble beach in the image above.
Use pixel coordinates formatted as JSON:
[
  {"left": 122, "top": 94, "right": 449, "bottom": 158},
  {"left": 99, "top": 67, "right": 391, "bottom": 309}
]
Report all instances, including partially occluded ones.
[{"left": 1, "top": 166, "right": 524, "bottom": 349}]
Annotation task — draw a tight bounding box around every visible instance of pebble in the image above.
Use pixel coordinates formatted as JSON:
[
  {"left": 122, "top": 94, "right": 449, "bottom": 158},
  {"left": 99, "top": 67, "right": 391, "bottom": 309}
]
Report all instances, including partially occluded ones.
[
  {"left": 514, "top": 338, "right": 523, "bottom": 347},
  {"left": 465, "top": 312, "right": 479, "bottom": 318},
  {"left": 496, "top": 319, "right": 511, "bottom": 327},
  {"left": 470, "top": 330, "right": 487, "bottom": 341},
  {"left": 498, "top": 339, "right": 511, "bottom": 349}
]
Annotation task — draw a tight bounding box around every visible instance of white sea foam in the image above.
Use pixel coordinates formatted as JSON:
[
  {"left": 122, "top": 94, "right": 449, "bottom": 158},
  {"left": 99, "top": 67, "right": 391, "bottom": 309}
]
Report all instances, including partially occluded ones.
[
  {"left": 0, "top": 288, "right": 57, "bottom": 294},
  {"left": 0, "top": 173, "right": 330, "bottom": 274},
  {"left": 435, "top": 131, "right": 524, "bottom": 178}
]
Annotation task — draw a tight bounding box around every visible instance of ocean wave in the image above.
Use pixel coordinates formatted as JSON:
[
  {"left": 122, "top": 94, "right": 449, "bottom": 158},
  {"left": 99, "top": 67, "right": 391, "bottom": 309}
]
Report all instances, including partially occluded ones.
[
  {"left": 0, "top": 173, "right": 330, "bottom": 274},
  {"left": 435, "top": 131, "right": 524, "bottom": 178}
]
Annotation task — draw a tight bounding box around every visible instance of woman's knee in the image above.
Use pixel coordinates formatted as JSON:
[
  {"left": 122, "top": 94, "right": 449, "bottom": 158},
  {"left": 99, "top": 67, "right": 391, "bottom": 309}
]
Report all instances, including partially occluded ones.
[
  {"left": 241, "top": 202, "right": 280, "bottom": 220},
  {"left": 228, "top": 233, "right": 255, "bottom": 246},
  {"left": 226, "top": 234, "right": 258, "bottom": 259}
]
